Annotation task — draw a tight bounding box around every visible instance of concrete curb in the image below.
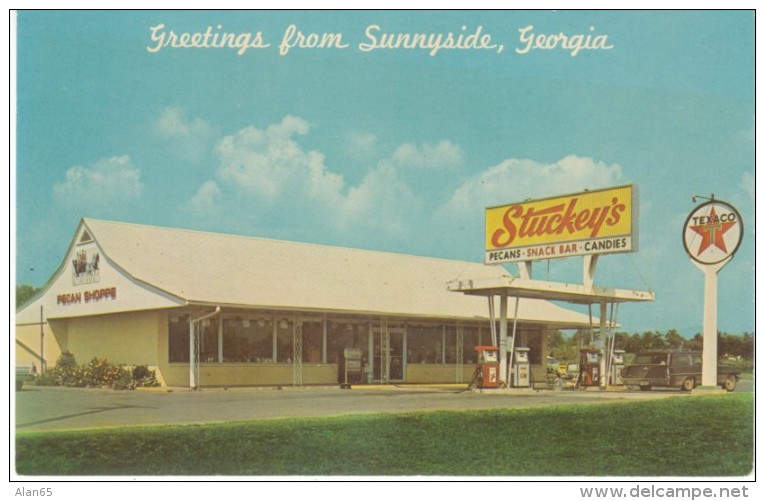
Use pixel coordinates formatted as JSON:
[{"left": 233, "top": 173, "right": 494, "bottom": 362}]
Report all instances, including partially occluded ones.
[{"left": 691, "top": 386, "right": 728, "bottom": 395}]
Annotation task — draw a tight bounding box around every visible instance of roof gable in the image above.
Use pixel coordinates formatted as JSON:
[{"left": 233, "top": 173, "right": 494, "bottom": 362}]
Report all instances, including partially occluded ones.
[{"left": 15, "top": 220, "right": 185, "bottom": 323}]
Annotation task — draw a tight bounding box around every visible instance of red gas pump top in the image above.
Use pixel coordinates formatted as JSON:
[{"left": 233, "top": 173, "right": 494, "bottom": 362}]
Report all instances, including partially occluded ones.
[{"left": 474, "top": 345, "right": 499, "bottom": 352}]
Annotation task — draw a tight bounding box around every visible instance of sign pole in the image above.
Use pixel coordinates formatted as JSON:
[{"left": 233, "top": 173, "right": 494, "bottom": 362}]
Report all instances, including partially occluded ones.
[
  {"left": 701, "top": 266, "right": 718, "bottom": 388},
  {"left": 693, "top": 259, "right": 730, "bottom": 387},
  {"left": 39, "top": 305, "right": 45, "bottom": 374},
  {"left": 682, "top": 197, "right": 742, "bottom": 390},
  {"left": 599, "top": 301, "right": 607, "bottom": 388}
]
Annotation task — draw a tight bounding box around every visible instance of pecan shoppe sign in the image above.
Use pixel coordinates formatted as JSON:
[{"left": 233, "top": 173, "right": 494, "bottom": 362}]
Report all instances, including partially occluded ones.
[
  {"left": 485, "top": 185, "right": 637, "bottom": 264},
  {"left": 57, "top": 287, "right": 117, "bottom": 306},
  {"left": 682, "top": 200, "right": 743, "bottom": 265}
]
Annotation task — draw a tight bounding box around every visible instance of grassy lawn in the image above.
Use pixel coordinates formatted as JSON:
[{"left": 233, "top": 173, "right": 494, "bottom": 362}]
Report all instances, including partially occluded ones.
[{"left": 16, "top": 393, "right": 752, "bottom": 477}]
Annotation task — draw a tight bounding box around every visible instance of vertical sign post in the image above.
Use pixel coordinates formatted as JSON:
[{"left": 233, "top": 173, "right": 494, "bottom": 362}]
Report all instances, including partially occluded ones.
[
  {"left": 40, "top": 305, "right": 45, "bottom": 374},
  {"left": 682, "top": 197, "right": 743, "bottom": 388}
]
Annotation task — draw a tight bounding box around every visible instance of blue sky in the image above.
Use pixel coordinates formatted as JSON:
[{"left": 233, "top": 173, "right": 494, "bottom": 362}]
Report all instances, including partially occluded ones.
[{"left": 14, "top": 10, "right": 755, "bottom": 336}]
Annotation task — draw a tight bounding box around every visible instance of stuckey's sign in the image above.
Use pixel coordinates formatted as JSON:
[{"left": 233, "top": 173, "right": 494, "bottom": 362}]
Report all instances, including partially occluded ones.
[{"left": 485, "top": 185, "right": 637, "bottom": 264}]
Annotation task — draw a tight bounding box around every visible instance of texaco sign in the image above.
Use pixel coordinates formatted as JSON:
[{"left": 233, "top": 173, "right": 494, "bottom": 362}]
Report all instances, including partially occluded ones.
[{"left": 682, "top": 200, "right": 743, "bottom": 265}]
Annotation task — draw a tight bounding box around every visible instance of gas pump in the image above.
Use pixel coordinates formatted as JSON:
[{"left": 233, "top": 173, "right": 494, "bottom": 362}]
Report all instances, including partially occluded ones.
[
  {"left": 474, "top": 346, "right": 500, "bottom": 388},
  {"left": 512, "top": 347, "right": 531, "bottom": 387},
  {"left": 610, "top": 349, "right": 626, "bottom": 385},
  {"left": 578, "top": 348, "right": 602, "bottom": 388}
]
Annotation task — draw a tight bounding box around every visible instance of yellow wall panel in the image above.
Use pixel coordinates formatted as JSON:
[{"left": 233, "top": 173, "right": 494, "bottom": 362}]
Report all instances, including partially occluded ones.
[{"left": 65, "top": 311, "right": 161, "bottom": 366}]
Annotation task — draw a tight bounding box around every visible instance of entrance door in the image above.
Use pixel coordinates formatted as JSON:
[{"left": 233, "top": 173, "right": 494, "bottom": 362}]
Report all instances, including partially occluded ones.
[{"left": 372, "top": 327, "right": 405, "bottom": 383}]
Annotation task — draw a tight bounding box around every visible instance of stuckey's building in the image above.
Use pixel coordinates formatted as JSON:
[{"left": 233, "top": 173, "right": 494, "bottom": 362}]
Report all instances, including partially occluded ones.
[{"left": 15, "top": 218, "right": 605, "bottom": 388}]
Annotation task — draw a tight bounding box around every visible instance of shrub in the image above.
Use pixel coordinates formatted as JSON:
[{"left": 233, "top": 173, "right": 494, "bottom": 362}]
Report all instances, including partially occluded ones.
[
  {"left": 721, "top": 357, "right": 754, "bottom": 374},
  {"left": 131, "top": 365, "right": 160, "bottom": 387},
  {"left": 36, "top": 352, "right": 159, "bottom": 390},
  {"left": 33, "top": 371, "right": 57, "bottom": 386},
  {"left": 82, "top": 357, "right": 123, "bottom": 387},
  {"left": 111, "top": 368, "right": 136, "bottom": 390},
  {"left": 132, "top": 364, "right": 151, "bottom": 380},
  {"left": 56, "top": 351, "right": 77, "bottom": 370},
  {"left": 49, "top": 351, "right": 85, "bottom": 387}
]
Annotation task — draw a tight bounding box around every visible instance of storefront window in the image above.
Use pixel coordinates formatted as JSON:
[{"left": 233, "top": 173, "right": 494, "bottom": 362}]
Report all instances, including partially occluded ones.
[
  {"left": 462, "top": 326, "right": 479, "bottom": 364},
  {"left": 168, "top": 314, "right": 190, "bottom": 362},
  {"left": 407, "top": 324, "right": 442, "bottom": 364},
  {"left": 519, "top": 327, "right": 543, "bottom": 364},
  {"left": 169, "top": 314, "right": 504, "bottom": 368},
  {"left": 445, "top": 326, "right": 457, "bottom": 363},
  {"left": 276, "top": 318, "right": 292, "bottom": 362},
  {"left": 327, "top": 322, "right": 366, "bottom": 364},
  {"left": 223, "top": 317, "right": 273, "bottom": 362},
  {"left": 198, "top": 319, "right": 218, "bottom": 363},
  {"left": 442, "top": 325, "right": 480, "bottom": 364},
  {"left": 302, "top": 321, "right": 323, "bottom": 363},
  {"left": 168, "top": 315, "right": 218, "bottom": 362}
]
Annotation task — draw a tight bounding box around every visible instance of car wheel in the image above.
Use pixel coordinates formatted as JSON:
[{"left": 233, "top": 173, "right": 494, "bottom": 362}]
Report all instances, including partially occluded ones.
[
  {"left": 639, "top": 384, "right": 652, "bottom": 391},
  {"left": 681, "top": 377, "right": 695, "bottom": 391},
  {"left": 722, "top": 375, "right": 737, "bottom": 392}
]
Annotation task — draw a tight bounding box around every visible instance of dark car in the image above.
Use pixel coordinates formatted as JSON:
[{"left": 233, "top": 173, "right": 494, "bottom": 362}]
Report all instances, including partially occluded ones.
[{"left": 621, "top": 350, "right": 740, "bottom": 392}]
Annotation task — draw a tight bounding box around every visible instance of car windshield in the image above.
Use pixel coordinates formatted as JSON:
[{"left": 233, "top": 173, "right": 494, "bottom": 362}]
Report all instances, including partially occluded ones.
[{"left": 633, "top": 353, "right": 668, "bottom": 365}]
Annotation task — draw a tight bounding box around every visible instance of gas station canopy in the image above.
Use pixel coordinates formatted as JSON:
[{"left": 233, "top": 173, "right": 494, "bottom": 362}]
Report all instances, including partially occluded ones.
[
  {"left": 446, "top": 275, "right": 655, "bottom": 305},
  {"left": 446, "top": 273, "right": 654, "bottom": 387},
  {"left": 454, "top": 184, "right": 655, "bottom": 388}
]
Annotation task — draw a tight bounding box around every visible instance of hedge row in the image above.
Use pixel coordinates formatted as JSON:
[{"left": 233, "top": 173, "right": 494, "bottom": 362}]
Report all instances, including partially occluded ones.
[{"left": 35, "top": 351, "right": 159, "bottom": 390}]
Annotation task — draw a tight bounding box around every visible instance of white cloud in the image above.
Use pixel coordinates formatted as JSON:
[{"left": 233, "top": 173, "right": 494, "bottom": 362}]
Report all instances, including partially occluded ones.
[
  {"left": 185, "top": 180, "right": 223, "bottom": 216},
  {"left": 153, "top": 106, "right": 214, "bottom": 161},
  {"left": 345, "top": 132, "right": 378, "bottom": 159},
  {"left": 185, "top": 117, "right": 624, "bottom": 251},
  {"left": 306, "top": 153, "right": 345, "bottom": 203},
  {"left": 443, "top": 155, "right": 623, "bottom": 216},
  {"left": 340, "top": 161, "right": 420, "bottom": 234},
  {"left": 184, "top": 115, "right": 443, "bottom": 239},
  {"left": 391, "top": 140, "right": 462, "bottom": 169},
  {"left": 52, "top": 155, "right": 143, "bottom": 208},
  {"left": 155, "top": 106, "right": 210, "bottom": 137},
  {"left": 190, "top": 117, "right": 632, "bottom": 255},
  {"left": 214, "top": 115, "right": 335, "bottom": 201}
]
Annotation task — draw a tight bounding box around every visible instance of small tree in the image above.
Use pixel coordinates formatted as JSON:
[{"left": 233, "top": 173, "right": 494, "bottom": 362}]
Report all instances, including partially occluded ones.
[
  {"left": 664, "top": 329, "right": 686, "bottom": 349},
  {"left": 51, "top": 351, "right": 83, "bottom": 387},
  {"left": 16, "top": 284, "right": 41, "bottom": 308}
]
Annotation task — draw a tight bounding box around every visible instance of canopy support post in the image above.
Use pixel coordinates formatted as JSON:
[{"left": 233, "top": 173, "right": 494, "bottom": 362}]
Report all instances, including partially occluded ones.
[
  {"left": 488, "top": 295, "right": 497, "bottom": 347},
  {"left": 498, "top": 294, "right": 508, "bottom": 386},
  {"left": 508, "top": 295, "right": 520, "bottom": 387}
]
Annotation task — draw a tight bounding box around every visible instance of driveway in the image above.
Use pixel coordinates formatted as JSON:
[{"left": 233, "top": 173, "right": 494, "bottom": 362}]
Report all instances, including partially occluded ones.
[{"left": 16, "top": 383, "right": 741, "bottom": 433}]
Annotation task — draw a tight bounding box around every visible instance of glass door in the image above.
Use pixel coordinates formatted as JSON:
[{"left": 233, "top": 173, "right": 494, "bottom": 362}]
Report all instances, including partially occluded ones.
[{"left": 372, "top": 326, "right": 405, "bottom": 383}]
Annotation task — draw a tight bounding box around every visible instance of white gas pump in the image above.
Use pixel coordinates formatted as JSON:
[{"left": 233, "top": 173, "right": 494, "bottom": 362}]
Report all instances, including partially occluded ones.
[
  {"left": 610, "top": 349, "right": 626, "bottom": 385},
  {"left": 342, "top": 348, "right": 363, "bottom": 388},
  {"left": 512, "top": 347, "right": 531, "bottom": 387}
]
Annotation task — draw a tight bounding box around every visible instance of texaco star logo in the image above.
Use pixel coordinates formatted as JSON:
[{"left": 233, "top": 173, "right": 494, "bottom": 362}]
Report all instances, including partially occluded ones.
[{"left": 683, "top": 200, "right": 743, "bottom": 265}]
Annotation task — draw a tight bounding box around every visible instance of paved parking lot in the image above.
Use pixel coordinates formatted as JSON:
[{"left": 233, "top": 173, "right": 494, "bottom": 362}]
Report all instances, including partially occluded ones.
[{"left": 16, "top": 382, "right": 748, "bottom": 433}]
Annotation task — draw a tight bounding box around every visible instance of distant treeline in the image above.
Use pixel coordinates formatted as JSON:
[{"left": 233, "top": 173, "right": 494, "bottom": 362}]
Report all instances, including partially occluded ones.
[{"left": 549, "top": 329, "right": 754, "bottom": 363}]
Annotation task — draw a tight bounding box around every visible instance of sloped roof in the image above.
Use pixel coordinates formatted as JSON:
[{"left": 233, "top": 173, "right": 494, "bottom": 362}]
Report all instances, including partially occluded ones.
[{"left": 82, "top": 218, "right": 594, "bottom": 327}]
